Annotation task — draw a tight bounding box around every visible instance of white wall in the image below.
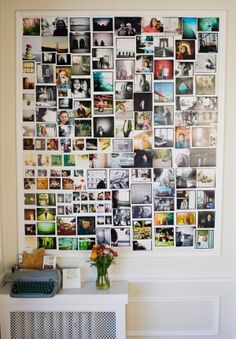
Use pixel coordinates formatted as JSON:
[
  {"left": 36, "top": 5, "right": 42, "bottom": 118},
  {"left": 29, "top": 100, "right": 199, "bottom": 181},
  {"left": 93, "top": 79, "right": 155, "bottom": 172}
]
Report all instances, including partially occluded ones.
[{"left": 1, "top": 0, "right": 236, "bottom": 337}]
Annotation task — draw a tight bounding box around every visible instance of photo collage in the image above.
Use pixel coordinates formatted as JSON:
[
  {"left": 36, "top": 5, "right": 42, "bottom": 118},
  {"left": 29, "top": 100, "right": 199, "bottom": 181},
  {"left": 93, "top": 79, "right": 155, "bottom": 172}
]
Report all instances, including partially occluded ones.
[{"left": 21, "top": 15, "right": 220, "bottom": 252}]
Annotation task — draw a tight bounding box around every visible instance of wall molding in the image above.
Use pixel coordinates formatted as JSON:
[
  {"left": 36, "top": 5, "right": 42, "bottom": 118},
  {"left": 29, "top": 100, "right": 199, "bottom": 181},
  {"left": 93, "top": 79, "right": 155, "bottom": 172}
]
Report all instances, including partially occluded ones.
[{"left": 127, "top": 296, "right": 220, "bottom": 337}]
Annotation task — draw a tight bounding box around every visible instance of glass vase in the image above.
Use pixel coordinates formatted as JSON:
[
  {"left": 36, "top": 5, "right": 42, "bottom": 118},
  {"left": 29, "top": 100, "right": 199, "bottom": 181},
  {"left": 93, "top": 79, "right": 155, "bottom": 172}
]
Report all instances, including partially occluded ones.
[{"left": 96, "top": 266, "right": 110, "bottom": 290}]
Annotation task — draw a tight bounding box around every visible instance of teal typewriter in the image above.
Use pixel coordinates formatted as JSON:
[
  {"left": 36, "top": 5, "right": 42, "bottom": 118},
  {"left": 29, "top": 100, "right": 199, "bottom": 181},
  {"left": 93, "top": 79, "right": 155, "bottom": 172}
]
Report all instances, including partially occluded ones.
[{"left": 10, "top": 269, "right": 61, "bottom": 298}]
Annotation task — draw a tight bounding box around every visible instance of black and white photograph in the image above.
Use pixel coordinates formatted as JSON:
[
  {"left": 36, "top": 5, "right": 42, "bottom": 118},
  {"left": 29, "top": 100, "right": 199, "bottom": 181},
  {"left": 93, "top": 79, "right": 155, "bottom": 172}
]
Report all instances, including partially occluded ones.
[
  {"left": 131, "top": 183, "right": 152, "bottom": 204},
  {"left": 176, "top": 190, "right": 196, "bottom": 210},
  {"left": 190, "top": 148, "right": 216, "bottom": 167},
  {"left": 93, "top": 32, "right": 113, "bottom": 47},
  {"left": 70, "top": 17, "right": 90, "bottom": 31},
  {"left": 131, "top": 168, "right": 152, "bottom": 182},
  {"left": 113, "top": 139, "right": 133, "bottom": 152},
  {"left": 176, "top": 168, "right": 197, "bottom": 188},
  {"left": 112, "top": 190, "right": 130, "bottom": 208},
  {"left": 109, "top": 153, "right": 134, "bottom": 168},
  {"left": 132, "top": 205, "right": 152, "bottom": 218},
  {"left": 113, "top": 208, "right": 131, "bottom": 226},
  {"left": 36, "top": 85, "right": 57, "bottom": 107},
  {"left": 176, "top": 227, "right": 194, "bottom": 247},
  {"left": 195, "top": 54, "right": 216, "bottom": 73},
  {"left": 70, "top": 32, "right": 90, "bottom": 53},
  {"left": 96, "top": 227, "right": 110, "bottom": 245},
  {"left": 153, "top": 197, "right": 175, "bottom": 211},
  {"left": 134, "top": 93, "right": 153, "bottom": 111},
  {"left": 115, "top": 82, "right": 133, "bottom": 100},
  {"left": 154, "top": 36, "right": 174, "bottom": 57},
  {"left": 111, "top": 227, "right": 130, "bottom": 247},
  {"left": 116, "top": 38, "right": 136, "bottom": 58},
  {"left": 134, "top": 74, "right": 152, "bottom": 92},
  {"left": 93, "top": 48, "right": 114, "bottom": 69},
  {"left": 87, "top": 170, "right": 107, "bottom": 189},
  {"left": 93, "top": 116, "right": 114, "bottom": 137},
  {"left": 41, "top": 17, "right": 68, "bottom": 36},
  {"left": 109, "top": 169, "right": 129, "bottom": 189}
]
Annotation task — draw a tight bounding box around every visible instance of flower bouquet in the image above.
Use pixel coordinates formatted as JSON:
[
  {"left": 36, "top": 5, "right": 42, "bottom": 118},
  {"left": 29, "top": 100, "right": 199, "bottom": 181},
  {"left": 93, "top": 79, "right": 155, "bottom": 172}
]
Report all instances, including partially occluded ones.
[{"left": 89, "top": 244, "right": 118, "bottom": 289}]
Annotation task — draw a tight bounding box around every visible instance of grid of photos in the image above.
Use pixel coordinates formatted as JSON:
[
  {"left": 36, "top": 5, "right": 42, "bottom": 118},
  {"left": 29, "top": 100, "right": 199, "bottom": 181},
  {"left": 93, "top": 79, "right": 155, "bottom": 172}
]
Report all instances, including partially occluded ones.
[{"left": 21, "top": 14, "right": 221, "bottom": 253}]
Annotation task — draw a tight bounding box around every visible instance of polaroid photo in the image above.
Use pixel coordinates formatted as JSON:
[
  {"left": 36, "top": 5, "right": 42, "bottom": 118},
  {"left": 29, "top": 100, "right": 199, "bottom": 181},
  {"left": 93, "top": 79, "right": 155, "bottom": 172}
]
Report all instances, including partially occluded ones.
[
  {"left": 69, "top": 32, "right": 90, "bottom": 53},
  {"left": 112, "top": 190, "right": 130, "bottom": 208},
  {"left": 87, "top": 169, "right": 107, "bottom": 189},
  {"left": 109, "top": 169, "right": 129, "bottom": 189},
  {"left": 176, "top": 168, "right": 197, "bottom": 189},
  {"left": 93, "top": 32, "right": 113, "bottom": 47},
  {"left": 198, "top": 33, "right": 218, "bottom": 53},
  {"left": 153, "top": 149, "right": 172, "bottom": 168},
  {"left": 176, "top": 190, "right": 196, "bottom": 210},
  {"left": 70, "top": 17, "right": 90, "bottom": 31},
  {"left": 131, "top": 169, "right": 152, "bottom": 182},
  {"left": 154, "top": 36, "right": 174, "bottom": 57},
  {"left": 153, "top": 197, "right": 175, "bottom": 212},
  {"left": 154, "top": 60, "right": 174, "bottom": 80},
  {"left": 116, "top": 38, "right": 136, "bottom": 58},
  {"left": 197, "top": 168, "right": 216, "bottom": 188}
]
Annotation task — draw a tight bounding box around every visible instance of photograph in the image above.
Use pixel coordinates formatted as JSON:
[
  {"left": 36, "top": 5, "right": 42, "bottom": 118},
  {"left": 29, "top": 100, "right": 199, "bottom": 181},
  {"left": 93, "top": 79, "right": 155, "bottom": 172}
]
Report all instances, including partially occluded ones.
[
  {"left": 36, "top": 85, "right": 57, "bottom": 107},
  {"left": 154, "top": 36, "right": 174, "bottom": 57},
  {"left": 25, "top": 224, "right": 36, "bottom": 236},
  {"left": 23, "top": 18, "right": 40, "bottom": 36},
  {"left": 175, "top": 61, "right": 194, "bottom": 76},
  {"left": 176, "top": 77, "right": 193, "bottom": 95},
  {"left": 93, "top": 17, "right": 113, "bottom": 31},
  {"left": 195, "top": 75, "right": 216, "bottom": 95},
  {"left": 112, "top": 190, "right": 130, "bottom": 208},
  {"left": 154, "top": 60, "right": 174, "bottom": 80},
  {"left": 87, "top": 169, "right": 107, "bottom": 189},
  {"left": 176, "top": 190, "right": 196, "bottom": 210},
  {"left": 195, "top": 54, "right": 216, "bottom": 73},
  {"left": 111, "top": 227, "right": 130, "bottom": 247},
  {"left": 116, "top": 38, "right": 136, "bottom": 58},
  {"left": 154, "top": 105, "right": 174, "bottom": 126},
  {"left": 115, "top": 17, "right": 141, "bottom": 36},
  {"left": 133, "top": 130, "right": 152, "bottom": 149},
  {"left": 198, "top": 211, "right": 215, "bottom": 228},
  {"left": 41, "top": 17, "right": 68, "bottom": 36},
  {"left": 175, "top": 111, "right": 198, "bottom": 127},
  {"left": 134, "top": 74, "right": 152, "bottom": 93},
  {"left": 195, "top": 230, "right": 214, "bottom": 249},
  {"left": 94, "top": 95, "right": 114, "bottom": 115},
  {"left": 198, "top": 17, "right": 219, "bottom": 31},
  {"left": 93, "top": 48, "right": 114, "bottom": 69},
  {"left": 22, "top": 36, "right": 41, "bottom": 61},
  {"left": 133, "top": 220, "right": 152, "bottom": 241},
  {"left": 93, "top": 32, "right": 113, "bottom": 47},
  {"left": 115, "top": 82, "right": 133, "bottom": 100},
  {"left": 116, "top": 60, "right": 135, "bottom": 80},
  {"left": 37, "top": 222, "right": 55, "bottom": 235},
  {"left": 109, "top": 153, "right": 134, "bottom": 168},
  {"left": 134, "top": 149, "right": 153, "bottom": 168},
  {"left": 93, "top": 116, "right": 114, "bottom": 137},
  {"left": 176, "top": 168, "right": 197, "bottom": 188},
  {"left": 77, "top": 216, "right": 96, "bottom": 235},
  {"left": 131, "top": 169, "right": 152, "bottom": 182},
  {"left": 110, "top": 169, "right": 129, "bottom": 189},
  {"left": 37, "top": 208, "right": 56, "bottom": 221},
  {"left": 136, "top": 35, "right": 154, "bottom": 54},
  {"left": 37, "top": 237, "right": 57, "bottom": 250},
  {"left": 133, "top": 239, "right": 152, "bottom": 251},
  {"left": 132, "top": 205, "right": 152, "bottom": 219},
  {"left": 153, "top": 181, "right": 175, "bottom": 197},
  {"left": 153, "top": 149, "right": 172, "bottom": 168},
  {"left": 135, "top": 112, "right": 152, "bottom": 130},
  {"left": 154, "top": 212, "right": 174, "bottom": 226},
  {"left": 176, "top": 39, "right": 195, "bottom": 60},
  {"left": 134, "top": 93, "right": 153, "bottom": 111},
  {"left": 131, "top": 183, "right": 152, "bottom": 204},
  {"left": 113, "top": 139, "right": 133, "bottom": 152},
  {"left": 37, "top": 64, "right": 55, "bottom": 84},
  {"left": 74, "top": 100, "right": 91, "bottom": 118},
  {"left": 175, "top": 126, "right": 190, "bottom": 148},
  {"left": 176, "top": 212, "right": 196, "bottom": 225},
  {"left": 182, "top": 17, "right": 197, "bottom": 39},
  {"left": 70, "top": 17, "right": 90, "bottom": 31},
  {"left": 71, "top": 55, "right": 90, "bottom": 75},
  {"left": 192, "top": 127, "right": 212, "bottom": 147},
  {"left": 154, "top": 128, "right": 174, "bottom": 147},
  {"left": 190, "top": 148, "right": 216, "bottom": 167},
  {"left": 198, "top": 33, "right": 218, "bottom": 53},
  {"left": 113, "top": 208, "right": 131, "bottom": 226},
  {"left": 71, "top": 78, "right": 90, "bottom": 98},
  {"left": 163, "top": 17, "right": 182, "bottom": 35},
  {"left": 58, "top": 238, "right": 78, "bottom": 250},
  {"left": 70, "top": 32, "right": 90, "bottom": 53},
  {"left": 155, "top": 227, "right": 174, "bottom": 247},
  {"left": 142, "top": 17, "right": 164, "bottom": 33},
  {"left": 197, "top": 190, "right": 215, "bottom": 209},
  {"left": 153, "top": 197, "right": 174, "bottom": 212},
  {"left": 154, "top": 82, "right": 174, "bottom": 102},
  {"left": 74, "top": 119, "right": 92, "bottom": 137},
  {"left": 57, "top": 217, "right": 76, "bottom": 236},
  {"left": 135, "top": 55, "right": 153, "bottom": 73},
  {"left": 176, "top": 226, "right": 195, "bottom": 247},
  {"left": 41, "top": 36, "right": 68, "bottom": 53},
  {"left": 93, "top": 71, "right": 113, "bottom": 92},
  {"left": 24, "top": 193, "right": 36, "bottom": 205},
  {"left": 197, "top": 168, "right": 216, "bottom": 188},
  {"left": 96, "top": 228, "right": 111, "bottom": 245}
]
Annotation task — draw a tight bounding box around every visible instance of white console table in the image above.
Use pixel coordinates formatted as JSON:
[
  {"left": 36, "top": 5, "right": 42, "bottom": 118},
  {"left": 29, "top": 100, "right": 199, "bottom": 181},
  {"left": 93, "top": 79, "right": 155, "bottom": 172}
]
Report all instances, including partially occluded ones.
[{"left": 0, "top": 281, "right": 128, "bottom": 339}]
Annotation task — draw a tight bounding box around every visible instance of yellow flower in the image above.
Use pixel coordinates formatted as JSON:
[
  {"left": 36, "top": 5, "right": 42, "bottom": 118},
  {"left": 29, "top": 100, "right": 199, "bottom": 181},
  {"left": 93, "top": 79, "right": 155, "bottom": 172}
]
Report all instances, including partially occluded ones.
[{"left": 90, "top": 251, "right": 97, "bottom": 260}]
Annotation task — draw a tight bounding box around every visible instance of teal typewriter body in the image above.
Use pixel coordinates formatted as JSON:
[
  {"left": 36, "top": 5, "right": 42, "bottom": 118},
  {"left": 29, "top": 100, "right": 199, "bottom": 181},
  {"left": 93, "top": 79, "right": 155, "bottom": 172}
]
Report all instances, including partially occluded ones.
[{"left": 10, "top": 269, "right": 61, "bottom": 298}]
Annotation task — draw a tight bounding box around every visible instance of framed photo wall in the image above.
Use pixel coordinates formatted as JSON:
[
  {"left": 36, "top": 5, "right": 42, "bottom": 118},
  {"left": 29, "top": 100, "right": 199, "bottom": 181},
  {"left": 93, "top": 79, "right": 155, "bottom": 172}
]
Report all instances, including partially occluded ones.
[{"left": 17, "top": 10, "right": 226, "bottom": 256}]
